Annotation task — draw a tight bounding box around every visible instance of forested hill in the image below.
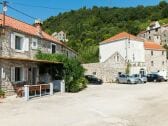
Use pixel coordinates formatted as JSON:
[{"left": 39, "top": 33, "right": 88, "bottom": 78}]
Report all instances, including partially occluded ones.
[{"left": 42, "top": 1, "right": 168, "bottom": 63}]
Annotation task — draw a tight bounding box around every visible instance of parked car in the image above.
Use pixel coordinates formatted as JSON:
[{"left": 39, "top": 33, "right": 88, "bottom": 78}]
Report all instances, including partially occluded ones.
[
  {"left": 147, "top": 74, "right": 165, "bottom": 82},
  {"left": 155, "top": 71, "right": 168, "bottom": 81},
  {"left": 85, "top": 75, "right": 103, "bottom": 84},
  {"left": 131, "top": 74, "right": 147, "bottom": 83},
  {"left": 116, "top": 74, "right": 139, "bottom": 84}
]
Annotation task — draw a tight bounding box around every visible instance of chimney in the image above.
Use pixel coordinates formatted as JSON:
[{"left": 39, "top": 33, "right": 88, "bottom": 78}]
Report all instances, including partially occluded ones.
[{"left": 35, "top": 19, "right": 43, "bottom": 37}]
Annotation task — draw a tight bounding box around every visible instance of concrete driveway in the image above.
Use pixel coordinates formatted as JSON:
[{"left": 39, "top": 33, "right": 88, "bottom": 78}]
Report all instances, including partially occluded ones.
[{"left": 1, "top": 82, "right": 168, "bottom": 126}]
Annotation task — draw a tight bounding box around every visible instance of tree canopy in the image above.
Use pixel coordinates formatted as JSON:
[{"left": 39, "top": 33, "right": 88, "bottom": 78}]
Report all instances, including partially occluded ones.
[{"left": 42, "top": 1, "right": 168, "bottom": 63}]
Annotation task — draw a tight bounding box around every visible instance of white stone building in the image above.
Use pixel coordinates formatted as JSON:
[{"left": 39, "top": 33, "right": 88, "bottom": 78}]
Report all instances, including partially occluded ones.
[
  {"left": 83, "top": 32, "right": 167, "bottom": 82},
  {"left": 100, "top": 32, "right": 146, "bottom": 75},
  {"left": 52, "top": 31, "right": 68, "bottom": 42}
]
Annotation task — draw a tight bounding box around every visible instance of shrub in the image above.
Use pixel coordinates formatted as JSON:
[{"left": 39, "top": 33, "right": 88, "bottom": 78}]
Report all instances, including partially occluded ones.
[
  {"left": 68, "top": 77, "right": 88, "bottom": 92},
  {"left": 0, "top": 89, "right": 5, "bottom": 97}
]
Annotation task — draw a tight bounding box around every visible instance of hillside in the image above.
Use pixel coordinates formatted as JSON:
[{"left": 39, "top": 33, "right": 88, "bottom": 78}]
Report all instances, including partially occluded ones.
[{"left": 42, "top": 1, "right": 168, "bottom": 63}]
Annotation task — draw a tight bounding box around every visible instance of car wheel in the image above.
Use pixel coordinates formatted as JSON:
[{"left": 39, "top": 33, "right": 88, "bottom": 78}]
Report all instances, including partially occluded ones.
[
  {"left": 127, "top": 80, "right": 131, "bottom": 84},
  {"left": 138, "top": 80, "right": 142, "bottom": 84},
  {"left": 116, "top": 79, "right": 119, "bottom": 83}
]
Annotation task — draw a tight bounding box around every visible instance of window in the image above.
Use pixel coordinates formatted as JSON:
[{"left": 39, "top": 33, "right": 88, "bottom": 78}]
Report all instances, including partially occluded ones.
[
  {"left": 162, "top": 61, "right": 165, "bottom": 65},
  {"left": 151, "top": 51, "right": 153, "bottom": 56},
  {"left": 32, "top": 38, "right": 38, "bottom": 49},
  {"left": 11, "top": 33, "right": 29, "bottom": 51},
  {"left": 52, "top": 44, "right": 56, "bottom": 54},
  {"left": 15, "top": 67, "right": 23, "bottom": 82},
  {"left": 151, "top": 61, "right": 154, "bottom": 66},
  {"left": 162, "top": 51, "right": 165, "bottom": 55},
  {"left": 15, "top": 36, "right": 22, "bottom": 50},
  {"left": 66, "top": 51, "right": 69, "bottom": 57},
  {"left": 155, "top": 28, "right": 158, "bottom": 32},
  {"left": 117, "top": 54, "right": 120, "bottom": 62}
]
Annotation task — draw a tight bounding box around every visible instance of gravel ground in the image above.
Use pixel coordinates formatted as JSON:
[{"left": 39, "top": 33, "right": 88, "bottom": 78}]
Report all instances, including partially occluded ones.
[{"left": 0, "top": 82, "right": 168, "bottom": 126}]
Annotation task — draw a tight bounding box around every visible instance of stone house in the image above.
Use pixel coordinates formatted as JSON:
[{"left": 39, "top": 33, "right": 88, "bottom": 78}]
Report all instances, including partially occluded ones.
[
  {"left": 52, "top": 31, "right": 68, "bottom": 42},
  {"left": 137, "top": 21, "right": 168, "bottom": 45},
  {"left": 144, "top": 40, "right": 167, "bottom": 73},
  {"left": 83, "top": 32, "right": 167, "bottom": 82},
  {"left": 0, "top": 14, "right": 76, "bottom": 95}
]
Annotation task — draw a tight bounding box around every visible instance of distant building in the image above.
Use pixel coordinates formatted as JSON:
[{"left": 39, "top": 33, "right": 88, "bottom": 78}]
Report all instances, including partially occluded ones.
[
  {"left": 52, "top": 31, "right": 68, "bottom": 42},
  {"left": 137, "top": 21, "right": 168, "bottom": 45}
]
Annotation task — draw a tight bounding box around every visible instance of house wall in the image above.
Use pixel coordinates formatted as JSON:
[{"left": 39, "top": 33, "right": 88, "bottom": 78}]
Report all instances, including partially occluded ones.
[
  {"left": 145, "top": 49, "right": 167, "bottom": 73},
  {"left": 0, "top": 29, "right": 76, "bottom": 59},
  {"left": 137, "top": 23, "right": 168, "bottom": 45},
  {"left": 83, "top": 52, "right": 126, "bottom": 82},
  {"left": 99, "top": 39, "right": 145, "bottom": 63},
  {"left": 0, "top": 59, "right": 38, "bottom": 96}
]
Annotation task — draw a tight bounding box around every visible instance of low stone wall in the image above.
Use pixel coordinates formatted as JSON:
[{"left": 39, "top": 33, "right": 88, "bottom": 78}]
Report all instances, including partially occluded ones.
[{"left": 83, "top": 63, "right": 125, "bottom": 83}]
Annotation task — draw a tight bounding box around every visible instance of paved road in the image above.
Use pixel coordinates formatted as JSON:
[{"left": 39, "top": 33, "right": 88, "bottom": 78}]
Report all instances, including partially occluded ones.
[{"left": 0, "top": 82, "right": 168, "bottom": 126}]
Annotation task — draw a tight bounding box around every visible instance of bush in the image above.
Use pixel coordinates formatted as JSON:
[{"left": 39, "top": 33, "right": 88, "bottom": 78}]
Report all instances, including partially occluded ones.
[
  {"left": 0, "top": 89, "right": 5, "bottom": 97},
  {"left": 68, "top": 77, "right": 88, "bottom": 92}
]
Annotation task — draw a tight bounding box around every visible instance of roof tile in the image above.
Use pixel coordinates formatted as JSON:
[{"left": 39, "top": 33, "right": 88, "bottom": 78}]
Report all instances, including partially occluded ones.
[
  {"left": 0, "top": 14, "right": 75, "bottom": 53},
  {"left": 102, "top": 32, "right": 143, "bottom": 43}
]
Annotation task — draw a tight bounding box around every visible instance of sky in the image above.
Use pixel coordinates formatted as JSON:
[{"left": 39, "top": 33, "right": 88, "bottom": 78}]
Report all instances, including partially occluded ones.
[{"left": 0, "top": 0, "right": 161, "bottom": 24}]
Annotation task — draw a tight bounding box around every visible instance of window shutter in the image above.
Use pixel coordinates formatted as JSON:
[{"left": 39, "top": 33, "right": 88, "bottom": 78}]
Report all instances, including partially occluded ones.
[
  {"left": 23, "top": 37, "right": 29, "bottom": 51},
  {"left": 11, "top": 33, "right": 15, "bottom": 49},
  {"left": 11, "top": 67, "right": 15, "bottom": 82}
]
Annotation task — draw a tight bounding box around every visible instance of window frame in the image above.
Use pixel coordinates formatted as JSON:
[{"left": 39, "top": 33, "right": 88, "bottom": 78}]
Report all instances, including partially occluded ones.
[
  {"left": 32, "top": 38, "right": 38, "bottom": 50},
  {"left": 14, "top": 33, "right": 24, "bottom": 52},
  {"left": 51, "top": 43, "right": 56, "bottom": 54},
  {"left": 151, "top": 50, "right": 154, "bottom": 56},
  {"left": 14, "top": 67, "right": 24, "bottom": 82}
]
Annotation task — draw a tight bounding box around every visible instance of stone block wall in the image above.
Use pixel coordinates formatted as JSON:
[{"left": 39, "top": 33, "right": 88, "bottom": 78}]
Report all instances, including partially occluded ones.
[
  {"left": 145, "top": 49, "right": 167, "bottom": 73},
  {"left": 0, "top": 59, "right": 38, "bottom": 96},
  {"left": 83, "top": 53, "right": 126, "bottom": 82}
]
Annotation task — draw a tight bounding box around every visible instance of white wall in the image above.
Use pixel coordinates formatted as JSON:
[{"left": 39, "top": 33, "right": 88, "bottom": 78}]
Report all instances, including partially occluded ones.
[
  {"left": 100, "top": 39, "right": 126, "bottom": 63},
  {"left": 99, "top": 39, "right": 145, "bottom": 63},
  {"left": 127, "top": 40, "right": 145, "bottom": 62}
]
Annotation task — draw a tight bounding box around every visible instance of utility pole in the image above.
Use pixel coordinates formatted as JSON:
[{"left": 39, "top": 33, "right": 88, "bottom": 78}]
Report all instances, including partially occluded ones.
[
  {"left": 2, "top": 1, "right": 7, "bottom": 26},
  {"left": 1, "top": 1, "right": 7, "bottom": 34}
]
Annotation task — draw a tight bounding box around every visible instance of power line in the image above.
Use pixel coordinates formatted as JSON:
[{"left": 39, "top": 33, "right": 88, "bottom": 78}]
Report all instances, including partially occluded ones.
[
  {"left": 7, "top": 5, "right": 37, "bottom": 20},
  {"left": 10, "top": 2, "right": 70, "bottom": 11}
]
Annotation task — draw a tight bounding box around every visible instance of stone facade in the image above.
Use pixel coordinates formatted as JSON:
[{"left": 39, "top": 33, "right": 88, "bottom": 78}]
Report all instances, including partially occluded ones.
[
  {"left": 145, "top": 49, "right": 167, "bottom": 73},
  {"left": 0, "top": 24, "right": 76, "bottom": 96},
  {"left": 83, "top": 52, "right": 126, "bottom": 82},
  {"left": 137, "top": 21, "right": 168, "bottom": 45},
  {"left": 0, "top": 59, "right": 38, "bottom": 96}
]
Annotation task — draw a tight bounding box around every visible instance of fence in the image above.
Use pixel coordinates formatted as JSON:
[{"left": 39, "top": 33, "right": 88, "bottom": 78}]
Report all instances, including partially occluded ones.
[{"left": 24, "top": 83, "right": 53, "bottom": 101}]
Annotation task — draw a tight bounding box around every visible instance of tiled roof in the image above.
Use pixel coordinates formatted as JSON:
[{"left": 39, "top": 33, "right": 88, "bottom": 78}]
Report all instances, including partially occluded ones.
[
  {"left": 102, "top": 32, "right": 143, "bottom": 43},
  {"left": 0, "top": 14, "right": 76, "bottom": 53},
  {"left": 144, "top": 40, "right": 165, "bottom": 50}
]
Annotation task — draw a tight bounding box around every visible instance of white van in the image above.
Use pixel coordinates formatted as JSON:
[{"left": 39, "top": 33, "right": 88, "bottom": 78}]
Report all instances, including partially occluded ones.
[{"left": 157, "top": 70, "right": 168, "bottom": 81}]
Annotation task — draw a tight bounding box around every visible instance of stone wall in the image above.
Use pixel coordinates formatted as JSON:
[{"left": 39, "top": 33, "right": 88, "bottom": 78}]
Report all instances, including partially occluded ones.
[
  {"left": 0, "top": 29, "right": 76, "bottom": 59},
  {"left": 83, "top": 52, "right": 126, "bottom": 82},
  {"left": 0, "top": 59, "right": 38, "bottom": 96},
  {"left": 145, "top": 49, "right": 167, "bottom": 73}
]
